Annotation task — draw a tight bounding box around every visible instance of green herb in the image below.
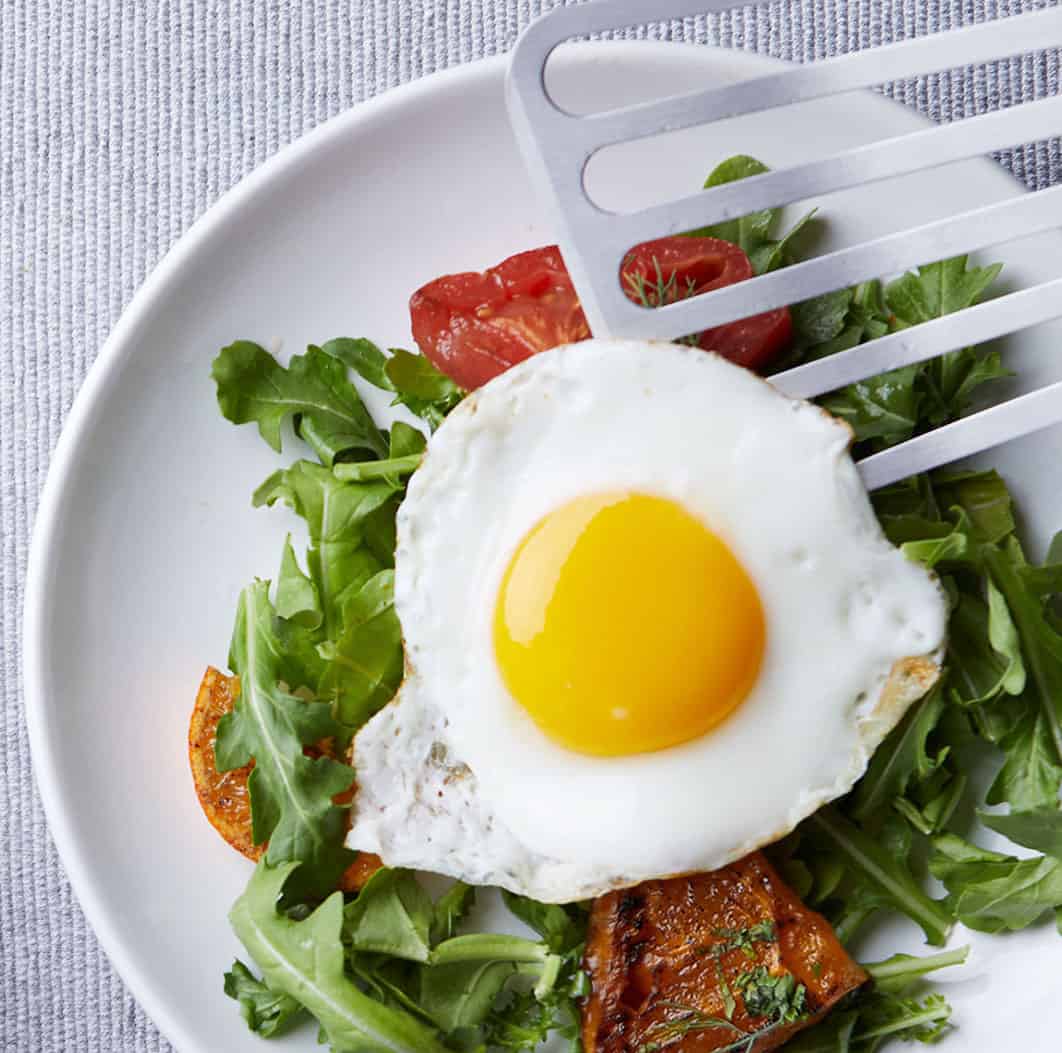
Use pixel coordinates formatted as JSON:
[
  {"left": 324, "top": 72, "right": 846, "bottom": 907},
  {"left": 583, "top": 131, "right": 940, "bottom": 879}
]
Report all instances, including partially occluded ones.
[
  {"left": 709, "top": 921, "right": 776, "bottom": 958},
  {"left": 213, "top": 340, "right": 388, "bottom": 464},
  {"left": 735, "top": 966, "right": 807, "bottom": 1026}
]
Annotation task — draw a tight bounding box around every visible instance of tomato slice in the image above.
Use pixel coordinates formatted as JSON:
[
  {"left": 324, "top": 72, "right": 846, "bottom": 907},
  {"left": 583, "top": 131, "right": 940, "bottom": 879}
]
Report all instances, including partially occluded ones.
[
  {"left": 408, "top": 237, "right": 792, "bottom": 389},
  {"left": 409, "top": 246, "right": 590, "bottom": 390},
  {"left": 621, "top": 236, "right": 793, "bottom": 371}
]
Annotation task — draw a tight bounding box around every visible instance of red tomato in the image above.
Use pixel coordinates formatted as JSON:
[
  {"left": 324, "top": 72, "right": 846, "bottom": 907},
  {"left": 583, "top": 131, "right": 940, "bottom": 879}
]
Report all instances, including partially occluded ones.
[
  {"left": 409, "top": 246, "right": 590, "bottom": 391},
  {"left": 621, "top": 237, "right": 793, "bottom": 371},
  {"left": 409, "top": 237, "right": 792, "bottom": 389}
]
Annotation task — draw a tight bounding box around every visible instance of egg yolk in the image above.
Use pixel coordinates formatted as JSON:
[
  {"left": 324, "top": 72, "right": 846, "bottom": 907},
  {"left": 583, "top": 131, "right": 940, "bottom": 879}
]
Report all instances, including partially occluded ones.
[{"left": 493, "top": 492, "right": 766, "bottom": 757}]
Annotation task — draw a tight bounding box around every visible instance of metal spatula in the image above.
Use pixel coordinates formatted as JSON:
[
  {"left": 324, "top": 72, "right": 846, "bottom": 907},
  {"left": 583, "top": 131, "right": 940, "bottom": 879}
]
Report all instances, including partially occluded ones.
[{"left": 506, "top": 0, "right": 1062, "bottom": 490}]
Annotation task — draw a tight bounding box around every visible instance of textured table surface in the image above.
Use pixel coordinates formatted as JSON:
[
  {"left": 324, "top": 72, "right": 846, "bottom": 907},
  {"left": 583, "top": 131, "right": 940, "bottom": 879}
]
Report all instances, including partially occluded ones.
[{"left": 2, "top": 1, "right": 1059, "bottom": 1050}]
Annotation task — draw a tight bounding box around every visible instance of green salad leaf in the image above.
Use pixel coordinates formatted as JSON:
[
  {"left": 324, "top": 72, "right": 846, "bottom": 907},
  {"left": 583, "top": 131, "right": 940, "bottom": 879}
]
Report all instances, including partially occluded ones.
[
  {"left": 213, "top": 340, "right": 388, "bottom": 464},
  {"left": 223, "top": 960, "right": 305, "bottom": 1037},
  {"left": 230, "top": 862, "right": 452, "bottom": 1053},
  {"left": 807, "top": 809, "right": 952, "bottom": 946},
  {"left": 690, "top": 154, "right": 817, "bottom": 274},
  {"left": 215, "top": 581, "right": 355, "bottom": 894},
  {"left": 930, "top": 832, "right": 1062, "bottom": 933},
  {"left": 788, "top": 257, "right": 1009, "bottom": 452},
  {"left": 254, "top": 462, "right": 398, "bottom": 639},
  {"left": 274, "top": 535, "right": 322, "bottom": 628}
]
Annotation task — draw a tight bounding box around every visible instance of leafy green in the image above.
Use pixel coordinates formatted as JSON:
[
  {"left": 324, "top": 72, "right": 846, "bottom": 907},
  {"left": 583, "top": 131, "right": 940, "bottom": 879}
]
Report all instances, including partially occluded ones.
[
  {"left": 787, "top": 947, "right": 966, "bottom": 1051},
  {"left": 792, "top": 258, "right": 1009, "bottom": 451},
  {"left": 930, "top": 832, "right": 1062, "bottom": 932},
  {"left": 215, "top": 582, "right": 355, "bottom": 895},
  {"left": 254, "top": 461, "right": 398, "bottom": 640},
  {"left": 808, "top": 808, "right": 952, "bottom": 946},
  {"left": 317, "top": 569, "right": 404, "bottom": 727},
  {"left": 223, "top": 960, "right": 304, "bottom": 1037},
  {"left": 863, "top": 945, "right": 969, "bottom": 994},
  {"left": 229, "top": 862, "right": 451, "bottom": 1053},
  {"left": 335, "top": 421, "right": 426, "bottom": 485},
  {"left": 212, "top": 341, "right": 387, "bottom": 464},
  {"left": 690, "top": 155, "right": 816, "bottom": 274},
  {"left": 850, "top": 687, "right": 946, "bottom": 821},
  {"left": 430, "top": 882, "right": 476, "bottom": 946},
  {"left": 274, "top": 535, "right": 322, "bottom": 629},
  {"left": 343, "top": 868, "right": 435, "bottom": 962},
  {"left": 386, "top": 348, "right": 465, "bottom": 429},
  {"left": 979, "top": 806, "right": 1062, "bottom": 857},
  {"left": 501, "top": 892, "right": 586, "bottom": 955},
  {"left": 886, "top": 257, "right": 1002, "bottom": 324},
  {"left": 987, "top": 701, "right": 1062, "bottom": 811},
  {"left": 320, "top": 336, "right": 393, "bottom": 390}
]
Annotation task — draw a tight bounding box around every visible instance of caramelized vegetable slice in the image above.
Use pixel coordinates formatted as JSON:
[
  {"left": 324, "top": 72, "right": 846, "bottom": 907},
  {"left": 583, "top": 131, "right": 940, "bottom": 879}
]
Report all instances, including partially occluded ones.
[
  {"left": 582, "top": 852, "right": 867, "bottom": 1052},
  {"left": 188, "top": 666, "right": 381, "bottom": 891}
]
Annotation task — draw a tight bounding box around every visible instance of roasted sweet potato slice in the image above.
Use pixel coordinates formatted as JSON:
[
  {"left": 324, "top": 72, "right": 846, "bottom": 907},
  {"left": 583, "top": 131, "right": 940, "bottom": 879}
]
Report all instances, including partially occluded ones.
[
  {"left": 582, "top": 852, "right": 867, "bottom": 1052},
  {"left": 188, "top": 666, "right": 381, "bottom": 891},
  {"left": 189, "top": 667, "right": 260, "bottom": 860}
]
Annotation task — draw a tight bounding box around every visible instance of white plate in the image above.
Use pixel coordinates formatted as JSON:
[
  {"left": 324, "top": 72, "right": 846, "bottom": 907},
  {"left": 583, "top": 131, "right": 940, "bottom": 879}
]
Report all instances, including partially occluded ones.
[{"left": 24, "top": 41, "right": 1062, "bottom": 1053}]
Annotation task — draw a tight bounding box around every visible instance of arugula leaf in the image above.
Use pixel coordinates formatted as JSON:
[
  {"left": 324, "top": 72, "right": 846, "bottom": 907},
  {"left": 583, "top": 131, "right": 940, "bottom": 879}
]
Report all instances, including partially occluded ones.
[
  {"left": 385, "top": 349, "right": 464, "bottom": 430},
  {"left": 229, "top": 862, "right": 451, "bottom": 1053},
  {"left": 317, "top": 569, "right": 403, "bottom": 727},
  {"left": 223, "top": 960, "right": 304, "bottom": 1037},
  {"left": 254, "top": 461, "right": 398, "bottom": 640},
  {"left": 862, "top": 945, "right": 969, "bottom": 995},
  {"left": 983, "top": 544, "right": 1062, "bottom": 767},
  {"left": 690, "top": 155, "right": 816, "bottom": 275},
  {"left": 501, "top": 892, "right": 585, "bottom": 955},
  {"left": 819, "top": 364, "right": 922, "bottom": 447},
  {"left": 320, "top": 336, "right": 393, "bottom": 391},
  {"left": 418, "top": 934, "right": 561, "bottom": 1032},
  {"left": 949, "top": 592, "right": 1025, "bottom": 705},
  {"left": 809, "top": 808, "right": 952, "bottom": 946},
  {"left": 212, "top": 341, "right": 387, "bottom": 464},
  {"left": 344, "top": 868, "right": 435, "bottom": 963},
  {"left": 274, "top": 535, "right": 322, "bottom": 629},
  {"left": 979, "top": 806, "right": 1062, "bottom": 857},
  {"left": 886, "top": 257, "right": 1002, "bottom": 324},
  {"left": 334, "top": 424, "right": 426, "bottom": 485},
  {"left": 850, "top": 686, "right": 946, "bottom": 821},
  {"left": 987, "top": 700, "right": 1062, "bottom": 811},
  {"left": 787, "top": 950, "right": 965, "bottom": 1051},
  {"left": 930, "top": 832, "right": 1062, "bottom": 932},
  {"left": 430, "top": 882, "right": 476, "bottom": 946},
  {"left": 215, "top": 582, "right": 354, "bottom": 894}
]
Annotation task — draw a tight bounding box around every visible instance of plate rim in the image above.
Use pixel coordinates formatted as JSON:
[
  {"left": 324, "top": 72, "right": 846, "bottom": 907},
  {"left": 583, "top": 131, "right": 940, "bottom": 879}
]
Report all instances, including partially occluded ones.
[{"left": 20, "top": 39, "right": 1032, "bottom": 1053}]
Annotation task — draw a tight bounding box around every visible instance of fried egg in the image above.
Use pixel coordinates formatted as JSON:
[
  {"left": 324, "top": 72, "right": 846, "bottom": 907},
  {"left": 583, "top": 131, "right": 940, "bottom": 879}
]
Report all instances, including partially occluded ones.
[{"left": 348, "top": 338, "right": 946, "bottom": 902}]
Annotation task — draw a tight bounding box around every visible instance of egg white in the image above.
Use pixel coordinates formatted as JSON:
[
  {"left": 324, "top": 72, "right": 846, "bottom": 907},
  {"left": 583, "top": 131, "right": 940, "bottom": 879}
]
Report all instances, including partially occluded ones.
[{"left": 349, "top": 339, "right": 946, "bottom": 902}]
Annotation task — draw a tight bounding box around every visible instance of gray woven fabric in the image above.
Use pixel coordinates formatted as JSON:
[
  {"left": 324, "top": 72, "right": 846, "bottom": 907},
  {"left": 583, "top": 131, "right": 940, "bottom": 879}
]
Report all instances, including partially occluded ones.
[{"left": 1, "top": 1, "right": 1059, "bottom": 1050}]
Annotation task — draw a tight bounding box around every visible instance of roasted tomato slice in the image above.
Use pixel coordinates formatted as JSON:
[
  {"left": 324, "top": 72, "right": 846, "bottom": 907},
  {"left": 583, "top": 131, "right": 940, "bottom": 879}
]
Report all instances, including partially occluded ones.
[
  {"left": 409, "top": 237, "right": 792, "bottom": 389},
  {"left": 621, "top": 236, "right": 793, "bottom": 371},
  {"left": 410, "top": 246, "right": 591, "bottom": 390}
]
